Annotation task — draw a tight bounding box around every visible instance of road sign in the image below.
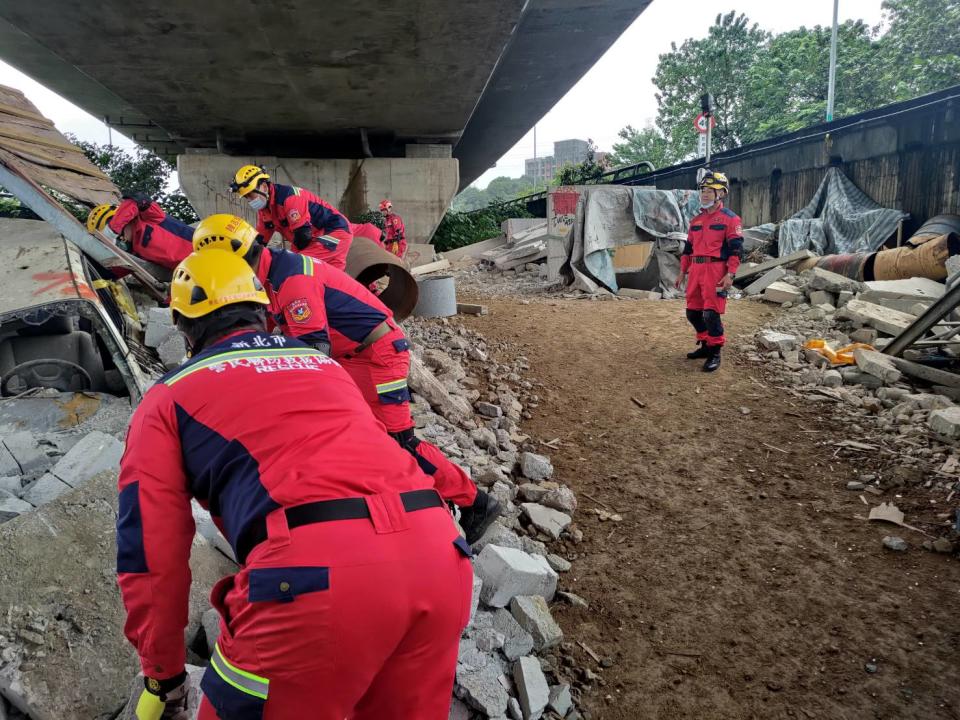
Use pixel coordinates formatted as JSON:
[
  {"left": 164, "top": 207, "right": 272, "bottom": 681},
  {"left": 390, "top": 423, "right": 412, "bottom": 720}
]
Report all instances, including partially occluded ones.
[
  {"left": 694, "top": 113, "right": 716, "bottom": 134},
  {"left": 697, "top": 134, "right": 707, "bottom": 157}
]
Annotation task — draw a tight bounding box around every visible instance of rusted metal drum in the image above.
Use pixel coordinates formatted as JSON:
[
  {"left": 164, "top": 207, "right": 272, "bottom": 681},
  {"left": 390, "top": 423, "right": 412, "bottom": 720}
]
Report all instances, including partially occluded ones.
[{"left": 814, "top": 253, "right": 869, "bottom": 280}]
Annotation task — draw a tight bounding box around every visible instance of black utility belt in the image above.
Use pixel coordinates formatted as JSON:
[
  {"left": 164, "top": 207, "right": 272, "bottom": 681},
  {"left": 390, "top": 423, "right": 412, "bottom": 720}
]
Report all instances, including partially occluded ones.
[
  {"left": 236, "top": 488, "right": 444, "bottom": 563},
  {"left": 692, "top": 256, "right": 724, "bottom": 264}
]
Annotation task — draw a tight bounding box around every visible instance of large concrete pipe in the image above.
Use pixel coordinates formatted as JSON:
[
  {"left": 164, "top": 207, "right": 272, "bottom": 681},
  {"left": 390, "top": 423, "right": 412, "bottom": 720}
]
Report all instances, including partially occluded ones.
[{"left": 345, "top": 236, "right": 419, "bottom": 321}]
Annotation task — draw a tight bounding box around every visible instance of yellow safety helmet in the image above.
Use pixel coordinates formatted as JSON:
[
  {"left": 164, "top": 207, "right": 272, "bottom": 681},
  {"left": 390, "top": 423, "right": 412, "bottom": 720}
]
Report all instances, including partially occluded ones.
[
  {"left": 699, "top": 171, "right": 730, "bottom": 193},
  {"left": 86, "top": 204, "right": 117, "bottom": 233},
  {"left": 169, "top": 250, "right": 269, "bottom": 320},
  {"left": 230, "top": 165, "right": 270, "bottom": 196},
  {"left": 193, "top": 214, "right": 259, "bottom": 256}
]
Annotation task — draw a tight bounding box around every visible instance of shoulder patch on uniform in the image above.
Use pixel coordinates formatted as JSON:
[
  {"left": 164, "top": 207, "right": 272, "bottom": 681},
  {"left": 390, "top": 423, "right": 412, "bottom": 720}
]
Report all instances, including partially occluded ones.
[
  {"left": 288, "top": 209, "right": 301, "bottom": 222},
  {"left": 288, "top": 298, "right": 312, "bottom": 322},
  {"left": 721, "top": 208, "right": 737, "bottom": 218}
]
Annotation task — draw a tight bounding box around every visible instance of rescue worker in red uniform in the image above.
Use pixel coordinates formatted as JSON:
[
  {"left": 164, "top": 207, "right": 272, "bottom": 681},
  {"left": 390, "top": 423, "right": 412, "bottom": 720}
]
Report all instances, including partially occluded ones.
[
  {"left": 192, "top": 215, "right": 501, "bottom": 543},
  {"left": 675, "top": 171, "right": 743, "bottom": 372},
  {"left": 380, "top": 199, "right": 407, "bottom": 259},
  {"left": 230, "top": 165, "right": 353, "bottom": 270},
  {"left": 119, "top": 250, "right": 472, "bottom": 719},
  {"left": 349, "top": 221, "right": 384, "bottom": 247},
  {"left": 87, "top": 195, "right": 193, "bottom": 270}
]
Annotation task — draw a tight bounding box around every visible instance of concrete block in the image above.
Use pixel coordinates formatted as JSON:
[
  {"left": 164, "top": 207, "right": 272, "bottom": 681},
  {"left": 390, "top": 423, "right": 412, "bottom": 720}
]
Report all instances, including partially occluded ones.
[
  {"left": 476, "top": 401, "right": 503, "bottom": 418},
  {"left": 19, "top": 473, "right": 71, "bottom": 507},
  {"left": 757, "top": 330, "right": 798, "bottom": 353},
  {"left": 762, "top": 281, "right": 804, "bottom": 305},
  {"left": 513, "top": 656, "right": 549, "bottom": 720},
  {"left": 734, "top": 250, "right": 815, "bottom": 282},
  {"left": 0, "top": 471, "right": 234, "bottom": 720},
  {"left": 2, "top": 432, "right": 51, "bottom": 475},
  {"left": 49, "top": 431, "right": 123, "bottom": 488},
  {"left": 510, "top": 595, "right": 563, "bottom": 650},
  {"left": 863, "top": 278, "right": 945, "bottom": 300},
  {"left": 493, "top": 608, "right": 535, "bottom": 661},
  {"left": 158, "top": 332, "right": 187, "bottom": 370},
  {"left": 805, "top": 267, "right": 865, "bottom": 294},
  {"left": 469, "top": 573, "right": 482, "bottom": 626},
  {"left": 0, "top": 490, "right": 33, "bottom": 522},
  {"left": 808, "top": 289, "right": 835, "bottom": 306},
  {"left": 508, "top": 697, "right": 524, "bottom": 720},
  {"left": 519, "top": 452, "right": 553, "bottom": 481},
  {"left": 839, "top": 299, "right": 916, "bottom": 336},
  {"left": 116, "top": 665, "right": 206, "bottom": 720},
  {"left": 0, "top": 445, "right": 20, "bottom": 477},
  {"left": 853, "top": 349, "right": 902, "bottom": 384},
  {"left": 144, "top": 307, "right": 176, "bottom": 349},
  {"left": 837, "top": 290, "right": 854, "bottom": 308},
  {"left": 475, "top": 545, "right": 558, "bottom": 607},
  {"left": 473, "top": 521, "right": 523, "bottom": 553},
  {"left": 743, "top": 266, "right": 786, "bottom": 295},
  {"left": 821, "top": 369, "right": 843, "bottom": 388},
  {"left": 457, "top": 661, "right": 509, "bottom": 717},
  {"left": 929, "top": 407, "right": 960, "bottom": 438},
  {"left": 849, "top": 327, "right": 878, "bottom": 344},
  {"left": 838, "top": 368, "right": 884, "bottom": 389},
  {"left": 520, "top": 503, "right": 571, "bottom": 540},
  {"left": 0, "top": 475, "right": 21, "bottom": 495},
  {"left": 540, "top": 485, "right": 577, "bottom": 513},
  {"left": 548, "top": 684, "right": 573, "bottom": 717},
  {"left": 409, "top": 355, "right": 473, "bottom": 424}
]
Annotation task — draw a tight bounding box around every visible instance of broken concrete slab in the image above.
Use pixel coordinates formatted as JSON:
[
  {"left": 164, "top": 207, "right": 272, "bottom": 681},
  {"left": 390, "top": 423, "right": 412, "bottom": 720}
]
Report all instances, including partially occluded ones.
[
  {"left": 548, "top": 684, "right": 573, "bottom": 717},
  {"left": 48, "top": 430, "right": 123, "bottom": 488},
  {"left": 409, "top": 355, "right": 473, "bottom": 424},
  {"left": 157, "top": 332, "right": 187, "bottom": 370},
  {"left": 804, "top": 267, "right": 866, "bottom": 294},
  {"left": 2, "top": 432, "right": 51, "bottom": 476},
  {"left": 144, "top": 307, "right": 177, "bottom": 349},
  {"left": 853, "top": 349, "right": 902, "bottom": 384},
  {"left": 849, "top": 327, "right": 879, "bottom": 345},
  {"left": 886, "top": 355, "right": 960, "bottom": 389},
  {"left": 808, "top": 289, "right": 836, "bottom": 307},
  {"left": 470, "top": 573, "right": 483, "bottom": 626},
  {"left": 540, "top": 485, "right": 577, "bottom": 514},
  {"left": 492, "top": 608, "right": 535, "bottom": 661},
  {"left": 475, "top": 545, "right": 558, "bottom": 608},
  {"left": 863, "top": 278, "right": 945, "bottom": 301},
  {"left": 510, "top": 595, "right": 563, "bottom": 650},
  {"left": 757, "top": 330, "right": 798, "bottom": 353},
  {"left": 0, "top": 491, "right": 33, "bottom": 522},
  {"left": 929, "top": 407, "right": 960, "bottom": 438},
  {"left": 734, "top": 250, "right": 816, "bottom": 283},
  {"left": 839, "top": 299, "right": 916, "bottom": 336},
  {"left": 519, "top": 452, "right": 553, "bottom": 481},
  {"left": 473, "top": 521, "right": 524, "bottom": 553},
  {"left": 762, "top": 281, "right": 804, "bottom": 305},
  {"left": 19, "top": 473, "right": 70, "bottom": 507},
  {"left": 514, "top": 656, "right": 549, "bottom": 720},
  {"left": 743, "top": 266, "right": 787, "bottom": 295},
  {"left": 116, "top": 664, "right": 206, "bottom": 720},
  {"left": 520, "top": 503, "right": 572, "bottom": 540},
  {"left": 457, "top": 661, "right": 510, "bottom": 718},
  {"left": 0, "top": 471, "right": 234, "bottom": 720},
  {"left": 0, "top": 445, "right": 20, "bottom": 477},
  {"left": 0, "top": 476, "right": 21, "bottom": 495}
]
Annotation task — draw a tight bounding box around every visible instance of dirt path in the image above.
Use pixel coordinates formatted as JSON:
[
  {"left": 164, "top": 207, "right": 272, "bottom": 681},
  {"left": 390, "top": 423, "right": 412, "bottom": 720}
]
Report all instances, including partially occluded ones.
[{"left": 461, "top": 296, "right": 959, "bottom": 720}]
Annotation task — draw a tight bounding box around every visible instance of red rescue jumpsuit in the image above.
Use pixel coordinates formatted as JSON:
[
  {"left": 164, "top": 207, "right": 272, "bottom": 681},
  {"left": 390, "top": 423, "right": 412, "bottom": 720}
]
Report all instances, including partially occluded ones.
[
  {"left": 255, "top": 183, "right": 353, "bottom": 270},
  {"left": 680, "top": 202, "right": 743, "bottom": 347},
  {"left": 348, "top": 222, "right": 384, "bottom": 247},
  {"left": 107, "top": 199, "right": 194, "bottom": 270},
  {"left": 117, "top": 331, "right": 473, "bottom": 719},
  {"left": 384, "top": 213, "right": 407, "bottom": 258},
  {"left": 256, "top": 248, "right": 478, "bottom": 508}
]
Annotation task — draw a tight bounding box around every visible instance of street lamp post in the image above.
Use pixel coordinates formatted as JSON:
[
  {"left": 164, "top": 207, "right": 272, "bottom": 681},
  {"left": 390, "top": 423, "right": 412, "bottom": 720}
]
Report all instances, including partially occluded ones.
[{"left": 826, "top": 0, "right": 839, "bottom": 122}]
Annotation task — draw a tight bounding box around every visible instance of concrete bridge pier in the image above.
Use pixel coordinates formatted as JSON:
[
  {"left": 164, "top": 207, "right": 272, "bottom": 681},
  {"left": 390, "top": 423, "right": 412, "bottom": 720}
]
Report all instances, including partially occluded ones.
[{"left": 178, "top": 147, "right": 459, "bottom": 244}]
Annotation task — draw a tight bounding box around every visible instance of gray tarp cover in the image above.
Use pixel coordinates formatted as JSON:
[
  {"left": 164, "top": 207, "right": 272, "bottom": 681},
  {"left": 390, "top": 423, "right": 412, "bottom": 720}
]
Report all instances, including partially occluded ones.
[
  {"left": 563, "top": 186, "right": 699, "bottom": 293},
  {"left": 778, "top": 167, "right": 908, "bottom": 256}
]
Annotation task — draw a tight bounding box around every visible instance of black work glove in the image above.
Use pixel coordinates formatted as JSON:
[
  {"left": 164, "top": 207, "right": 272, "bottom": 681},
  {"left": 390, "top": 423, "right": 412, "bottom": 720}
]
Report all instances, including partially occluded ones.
[
  {"left": 136, "top": 670, "right": 190, "bottom": 719},
  {"left": 292, "top": 225, "right": 313, "bottom": 250}
]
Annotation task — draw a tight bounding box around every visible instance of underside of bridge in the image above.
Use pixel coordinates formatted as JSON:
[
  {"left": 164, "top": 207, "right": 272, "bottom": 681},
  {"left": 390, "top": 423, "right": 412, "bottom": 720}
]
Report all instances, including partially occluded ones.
[{"left": 0, "top": 1, "right": 651, "bottom": 239}]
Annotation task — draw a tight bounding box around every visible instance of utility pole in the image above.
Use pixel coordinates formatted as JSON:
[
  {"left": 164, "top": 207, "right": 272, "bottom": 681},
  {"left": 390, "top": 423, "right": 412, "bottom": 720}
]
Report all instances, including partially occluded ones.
[
  {"left": 826, "top": 0, "right": 839, "bottom": 122},
  {"left": 533, "top": 125, "right": 538, "bottom": 192}
]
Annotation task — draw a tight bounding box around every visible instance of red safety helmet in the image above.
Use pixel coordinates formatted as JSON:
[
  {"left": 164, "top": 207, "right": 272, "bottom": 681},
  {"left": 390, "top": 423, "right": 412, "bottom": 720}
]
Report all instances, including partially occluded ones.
[{"left": 378, "top": 200, "right": 393, "bottom": 212}]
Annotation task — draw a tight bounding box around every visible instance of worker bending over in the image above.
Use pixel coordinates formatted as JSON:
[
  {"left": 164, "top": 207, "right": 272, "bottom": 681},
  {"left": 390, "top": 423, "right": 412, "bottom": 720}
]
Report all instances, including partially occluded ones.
[
  {"left": 230, "top": 165, "right": 352, "bottom": 270},
  {"left": 87, "top": 194, "right": 193, "bottom": 270},
  {"left": 119, "top": 250, "right": 472, "bottom": 719},
  {"left": 192, "top": 215, "right": 501, "bottom": 543}
]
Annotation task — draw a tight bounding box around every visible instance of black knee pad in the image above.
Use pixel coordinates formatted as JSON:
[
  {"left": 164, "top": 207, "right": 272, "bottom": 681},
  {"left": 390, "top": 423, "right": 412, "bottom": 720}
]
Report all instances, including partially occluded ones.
[{"left": 703, "top": 310, "right": 724, "bottom": 337}]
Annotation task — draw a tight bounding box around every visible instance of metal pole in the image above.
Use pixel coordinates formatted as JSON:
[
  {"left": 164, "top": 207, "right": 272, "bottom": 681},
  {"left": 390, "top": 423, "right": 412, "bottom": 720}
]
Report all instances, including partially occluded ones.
[
  {"left": 826, "top": 0, "right": 839, "bottom": 122},
  {"left": 533, "top": 125, "right": 538, "bottom": 191},
  {"left": 705, "top": 114, "right": 712, "bottom": 167}
]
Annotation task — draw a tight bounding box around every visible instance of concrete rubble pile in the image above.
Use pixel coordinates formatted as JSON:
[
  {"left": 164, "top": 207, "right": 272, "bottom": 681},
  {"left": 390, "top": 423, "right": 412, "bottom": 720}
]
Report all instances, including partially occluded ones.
[
  {"left": 744, "top": 265, "right": 960, "bottom": 553},
  {"left": 0, "top": 307, "right": 588, "bottom": 719}
]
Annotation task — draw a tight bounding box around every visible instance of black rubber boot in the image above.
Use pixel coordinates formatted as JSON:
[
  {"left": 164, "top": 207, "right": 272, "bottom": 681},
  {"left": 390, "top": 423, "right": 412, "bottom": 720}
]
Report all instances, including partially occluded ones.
[
  {"left": 686, "top": 341, "right": 710, "bottom": 359},
  {"left": 703, "top": 345, "right": 722, "bottom": 372},
  {"left": 459, "top": 489, "right": 503, "bottom": 544}
]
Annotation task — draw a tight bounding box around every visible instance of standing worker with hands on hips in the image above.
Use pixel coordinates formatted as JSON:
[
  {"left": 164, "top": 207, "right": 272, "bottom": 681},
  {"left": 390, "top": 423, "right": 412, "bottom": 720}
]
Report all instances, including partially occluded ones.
[{"left": 675, "top": 171, "right": 743, "bottom": 372}]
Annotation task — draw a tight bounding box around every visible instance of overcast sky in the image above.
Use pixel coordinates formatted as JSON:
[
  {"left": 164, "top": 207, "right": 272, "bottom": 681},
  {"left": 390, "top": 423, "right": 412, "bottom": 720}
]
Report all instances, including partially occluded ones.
[{"left": 0, "top": 0, "right": 886, "bottom": 190}]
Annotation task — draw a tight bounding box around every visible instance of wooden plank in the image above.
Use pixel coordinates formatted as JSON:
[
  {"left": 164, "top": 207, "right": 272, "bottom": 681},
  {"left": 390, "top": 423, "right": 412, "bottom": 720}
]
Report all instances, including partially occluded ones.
[
  {"left": 734, "top": 250, "right": 817, "bottom": 282},
  {"left": 0, "top": 126, "right": 86, "bottom": 155},
  {"left": 457, "top": 303, "right": 488, "bottom": 315},
  {"left": 0, "top": 101, "right": 53, "bottom": 125},
  {"left": 411, "top": 258, "right": 451, "bottom": 277}
]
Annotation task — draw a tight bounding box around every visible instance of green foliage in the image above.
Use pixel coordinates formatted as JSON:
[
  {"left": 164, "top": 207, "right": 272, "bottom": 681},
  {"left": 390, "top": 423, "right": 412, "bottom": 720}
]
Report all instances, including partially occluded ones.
[
  {"left": 880, "top": 0, "right": 960, "bottom": 99},
  {"left": 552, "top": 140, "right": 609, "bottom": 186},
  {"left": 451, "top": 176, "right": 537, "bottom": 212},
  {"left": 609, "top": 125, "right": 671, "bottom": 169},
  {"left": 432, "top": 203, "right": 533, "bottom": 253},
  {"left": 0, "top": 193, "right": 41, "bottom": 220},
  {"left": 352, "top": 209, "right": 386, "bottom": 231}
]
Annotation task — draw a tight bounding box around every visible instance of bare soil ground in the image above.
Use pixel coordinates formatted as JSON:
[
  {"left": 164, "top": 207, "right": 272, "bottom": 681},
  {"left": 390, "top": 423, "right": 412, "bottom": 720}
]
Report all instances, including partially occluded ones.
[{"left": 461, "top": 295, "right": 959, "bottom": 720}]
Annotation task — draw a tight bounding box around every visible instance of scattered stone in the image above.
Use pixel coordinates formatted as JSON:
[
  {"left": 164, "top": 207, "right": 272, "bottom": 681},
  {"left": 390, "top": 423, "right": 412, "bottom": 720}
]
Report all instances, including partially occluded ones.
[
  {"left": 545, "top": 553, "right": 571, "bottom": 572},
  {"left": 0, "top": 490, "right": 33, "bottom": 521},
  {"left": 743, "top": 266, "right": 787, "bottom": 295},
  {"left": 808, "top": 289, "right": 835, "bottom": 306},
  {"left": 144, "top": 306, "right": 177, "bottom": 348},
  {"left": 475, "top": 545, "right": 558, "bottom": 607},
  {"left": 474, "top": 522, "right": 524, "bottom": 553},
  {"left": 540, "top": 486, "right": 577, "bottom": 514},
  {"left": 472, "top": 427, "right": 500, "bottom": 451},
  {"left": 510, "top": 595, "right": 564, "bottom": 650},
  {"left": 2, "top": 432, "right": 50, "bottom": 475},
  {"left": 932, "top": 537, "right": 955, "bottom": 554},
  {"left": 556, "top": 591, "right": 589, "bottom": 609},
  {"left": 493, "top": 609, "right": 536, "bottom": 661},
  {"left": 409, "top": 355, "right": 474, "bottom": 423},
  {"left": 513, "top": 656, "right": 549, "bottom": 720},
  {"left": 757, "top": 330, "right": 798, "bottom": 353},
  {"left": 48, "top": 431, "right": 124, "bottom": 488},
  {"left": 846, "top": 481, "right": 865, "bottom": 491},
  {"left": 19, "top": 472, "right": 71, "bottom": 506},
  {"left": 882, "top": 536, "right": 909, "bottom": 552},
  {"left": 457, "top": 662, "right": 510, "bottom": 717},
  {"left": 521, "top": 503, "right": 572, "bottom": 540},
  {"left": 518, "top": 483, "right": 550, "bottom": 504},
  {"left": 805, "top": 267, "right": 865, "bottom": 294},
  {"left": 476, "top": 401, "right": 503, "bottom": 418},
  {"left": 548, "top": 684, "right": 574, "bottom": 717},
  {"left": 929, "top": 407, "right": 960, "bottom": 439},
  {"left": 157, "top": 332, "right": 187, "bottom": 369},
  {"left": 507, "top": 696, "right": 524, "bottom": 720},
  {"left": 520, "top": 452, "right": 553, "bottom": 481},
  {"left": 854, "top": 349, "right": 902, "bottom": 384},
  {"left": 850, "top": 327, "right": 879, "bottom": 345},
  {"left": 821, "top": 369, "right": 843, "bottom": 388},
  {"left": 470, "top": 573, "right": 483, "bottom": 624},
  {"left": 763, "top": 281, "right": 804, "bottom": 305},
  {"left": 0, "top": 445, "right": 20, "bottom": 477}
]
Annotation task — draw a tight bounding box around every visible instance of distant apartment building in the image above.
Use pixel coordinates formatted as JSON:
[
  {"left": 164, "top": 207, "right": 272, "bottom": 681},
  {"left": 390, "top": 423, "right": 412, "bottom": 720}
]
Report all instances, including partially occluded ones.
[
  {"left": 524, "top": 138, "right": 596, "bottom": 185},
  {"left": 524, "top": 156, "right": 557, "bottom": 185}
]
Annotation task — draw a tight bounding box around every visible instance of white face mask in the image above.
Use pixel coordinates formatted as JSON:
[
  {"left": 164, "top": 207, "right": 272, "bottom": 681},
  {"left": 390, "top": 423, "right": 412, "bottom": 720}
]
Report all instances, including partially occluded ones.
[{"left": 248, "top": 195, "right": 267, "bottom": 211}]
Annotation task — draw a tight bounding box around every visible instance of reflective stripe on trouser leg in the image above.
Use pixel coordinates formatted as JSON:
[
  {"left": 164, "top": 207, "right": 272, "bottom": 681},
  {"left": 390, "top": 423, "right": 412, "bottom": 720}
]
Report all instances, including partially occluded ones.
[
  {"left": 210, "top": 644, "right": 270, "bottom": 699},
  {"left": 703, "top": 310, "right": 725, "bottom": 346}
]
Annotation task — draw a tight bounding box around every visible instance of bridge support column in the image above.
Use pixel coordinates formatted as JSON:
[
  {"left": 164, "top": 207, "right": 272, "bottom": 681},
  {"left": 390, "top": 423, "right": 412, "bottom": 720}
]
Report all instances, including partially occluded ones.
[{"left": 177, "top": 151, "right": 459, "bottom": 244}]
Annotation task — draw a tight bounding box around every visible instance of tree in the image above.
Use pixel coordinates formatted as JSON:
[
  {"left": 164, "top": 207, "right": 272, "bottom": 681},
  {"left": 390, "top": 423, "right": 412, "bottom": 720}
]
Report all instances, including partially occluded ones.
[
  {"left": 552, "top": 139, "right": 609, "bottom": 186},
  {"left": 653, "top": 12, "right": 769, "bottom": 161},
  {"left": 609, "top": 124, "right": 671, "bottom": 168},
  {"left": 67, "top": 136, "right": 199, "bottom": 223},
  {"left": 741, "top": 21, "right": 886, "bottom": 143},
  {"left": 450, "top": 176, "right": 537, "bottom": 212},
  {"left": 879, "top": 0, "right": 960, "bottom": 99}
]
